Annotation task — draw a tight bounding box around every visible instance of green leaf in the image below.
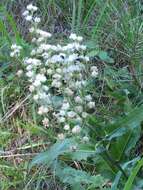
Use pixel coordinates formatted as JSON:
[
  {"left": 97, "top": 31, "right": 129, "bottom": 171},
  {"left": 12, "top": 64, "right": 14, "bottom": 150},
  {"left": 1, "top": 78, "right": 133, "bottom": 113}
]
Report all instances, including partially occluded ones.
[
  {"left": 69, "top": 144, "right": 95, "bottom": 161},
  {"left": 51, "top": 95, "right": 63, "bottom": 109},
  {"left": 123, "top": 158, "right": 143, "bottom": 190},
  {"left": 111, "top": 157, "right": 140, "bottom": 190},
  {"left": 98, "top": 51, "right": 114, "bottom": 63},
  {"left": 55, "top": 162, "right": 105, "bottom": 188},
  {"left": 106, "top": 105, "right": 143, "bottom": 134},
  {"left": 87, "top": 50, "right": 99, "bottom": 57},
  {"left": 30, "top": 139, "right": 74, "bottom": 168},
  {"left": 106, "top": 127, "right": 127, "bottom": 141},
  {"left": 85, "top": 40, "right": 98, "bottom": 50},
  {"left": 106, "top": 105, "right": 143, "bottom": 161},
  {"left": 87, "top": 50, "right": 114, "bottom": 64}
]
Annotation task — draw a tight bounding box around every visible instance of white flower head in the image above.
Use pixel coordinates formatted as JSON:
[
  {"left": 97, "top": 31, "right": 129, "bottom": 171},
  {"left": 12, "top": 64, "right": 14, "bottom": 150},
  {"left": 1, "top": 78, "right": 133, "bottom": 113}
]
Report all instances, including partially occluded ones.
[
  {"left": 36, "top": 74, "right": 46, "bottom": 82},
  {"left": 84, "top": 56, "right": 89, "bottom": 62},
  {"left": 70, "top": 145, "right": 77, "bottom": 151},
  {"left": 16, "top": 70, "right": 23, "bottom": 77},
  {"left": 69, "top": 33, "right": 77, "bottom": 40},
  {"left": 58, "top": 117, "right": 66, "bottom": 123},
  {"left": 38, "top": 106, "right": 49, "bottom": 115},
  {"left": 27, "top": 4, "right": 38, "bottom": 12},
  {"left": 91, "top": 71, "right": 98, "bottom": 78},
  {"left": 51, "top": 55, "right": 63, "bottom": 63},
  {"left": 64, "top": 124, "right": 70, "bottom": 131},
  {"left": 62, "top": 102, "right": 70, "bottom": 110},
  {"left": 74, "top": 96, "right": 83, "bottom": 104},
  {"left": 77, "top": 36, "right": 83, "bottom": 42},
  {"left": 59, "top": 110, "right": 66, "bottom": 116},
  {"left": 29, "top": 27, "right": 35, "bottom": 33},
  {"left": 25, "top": 15, "right": 33, "bottom": 21},
  {"left": 36, "top": 29, "right": 52, "bottom": 38},
  {"left": 82, "top": 112, "right": 88, "bottom": 118},
  {"left": 80, "top": 45, "right": 86, "bottom": 50},
  {"left": 67, "top": 53, "right": 78, "bottom": 62},
  {"left": 32, "top": 38, "right": 37, "bottom": 43},
  {"left": 53, "top": 74, "right": 62, "bottom": 80},
  {"left": 29, "top": 85, "right": 35, "bottom": 92},
  {"left": 91, "top": 66, "right": 98, "bottom": 77},
  {"left": 34, "top": 17, "right": 41, "bottom": 23},
  {"left": 87, "top": 101, "right": 95, "bottom": 109},
  {"left": 75, "top": 106, "right": 83, "bottom": 113},
  {"left": 47, "top": 69, "right": 53, "bottom": 75},
  {"left": 26, "top": 71, "right": 34, "bottom": 78},
  {"left": 42, "top": 118, "right": 49, "bottom": 127},
  {"left": 85, "top": 95, "right": 92, "bottom": 102},
  {"left": 67, "top": 111, "right": 76, "bottom": 118},
  {"left": 56, "top": 68, "right": 62, "bottom": 74},
  {"left": 26, "top": 65, "right": 33, "bottom": 71},
  {"left": 40, "top": 68, "right": 46, "bottom": 74},
  {"left": 65, "top": 88, "right": 74, "bottom": 96},
  {"left": 33, "top": 80, "right": 41, "bottom": 87},
  {"left": 83, "top": 136, "right": 89, "bottom": 143},
  {"left": 22, "top": 10, "right": 29, "bottom": 16},
  {"left": 58, "top": 133, "right": 65, "bottom": 140},
  {"left": 42, "top": 85, "right": 49, "bottom": 91},
  {"left": 10, "top": 52, "right": 15, "bottom": 57},
  {"left": 72, "top": 125, "right": 81, "bottom": 134},
  {"left": 10, "top": 44, "right": 22, "bottom": 57},
  {"left": 51, "top": 80, "right": 62, "bottom": 88},
  {"left": 33, "top": 94, "right": 39, "bottom": 101}
]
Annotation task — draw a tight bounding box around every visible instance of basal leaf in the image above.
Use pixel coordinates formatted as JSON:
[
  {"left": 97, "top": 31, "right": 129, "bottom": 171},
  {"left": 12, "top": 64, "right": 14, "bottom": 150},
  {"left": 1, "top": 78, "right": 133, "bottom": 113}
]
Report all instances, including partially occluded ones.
[
  {"left": 30, "top": 138, "right": 74, "bottom": 168},
  {"left": 106, "top": 105, "right": 143, "bottom": 134},
  {"left": 69, "top": 144, "right": 95, "bottom": 161},
  {"left": 55, "top": 162, "right": 105, "bottom": 188}
]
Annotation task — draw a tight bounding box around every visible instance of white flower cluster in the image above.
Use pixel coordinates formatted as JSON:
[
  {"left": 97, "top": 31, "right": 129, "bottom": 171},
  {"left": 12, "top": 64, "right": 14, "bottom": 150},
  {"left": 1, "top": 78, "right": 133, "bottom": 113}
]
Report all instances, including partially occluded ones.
[
  {"left": 91, "top": 66, "right": 98, "bottom": 78},
  {"left": 10, "top": 44, "right": 22, "bottom": 57},
  {"left": 10, "top": 4, "right": 98, "bottom": 142},
  {"left": 22, "top": 4, "right": 40, "bottom": 23}
]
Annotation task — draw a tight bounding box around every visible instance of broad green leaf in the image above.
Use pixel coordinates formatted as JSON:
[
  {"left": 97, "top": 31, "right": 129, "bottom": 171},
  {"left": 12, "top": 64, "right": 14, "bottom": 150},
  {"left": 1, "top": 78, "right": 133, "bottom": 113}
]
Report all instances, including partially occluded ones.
[
  {"left": 85, "top": 40, "right": 98, "bottom": 50},
  {"left": 106, "top": 105, "right": 143, "bottom": 134},
  {"left": 51, "top": 95, "right": 63, "bottom": 108},
  {"left": 30, "top": 139, "right": 74, "bottom": 168},
  {"left": 98, "top": 51, "right": 114, "bottom": 63},
  {"left": 69, "top": 144, "right": 95, "bottom": 161},
  {"left": 105, "top": 105, "right": 143, "bottom": 161},
  {"left": 87, "top": 50, "right": 99, "bottom": 57},
  {"left": 106, "top": 127, "right": 127, "bottom": 141},
  {"left": 55, "top": 162, "right": 105, "bottom": 188}
]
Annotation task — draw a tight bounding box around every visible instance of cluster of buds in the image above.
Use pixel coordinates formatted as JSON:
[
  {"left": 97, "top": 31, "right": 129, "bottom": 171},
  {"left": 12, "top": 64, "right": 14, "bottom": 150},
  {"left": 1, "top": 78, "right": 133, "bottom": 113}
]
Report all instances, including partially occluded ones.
[{"left": 10, "top": 4, "right": 98, "bottom": 142}]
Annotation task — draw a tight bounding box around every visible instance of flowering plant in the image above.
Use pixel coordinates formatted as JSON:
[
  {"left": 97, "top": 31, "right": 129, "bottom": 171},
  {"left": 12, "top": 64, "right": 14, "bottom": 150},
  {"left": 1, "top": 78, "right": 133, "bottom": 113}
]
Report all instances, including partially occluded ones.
[{"left": 10, "top": 3, "right": 98, "bottom": 143}]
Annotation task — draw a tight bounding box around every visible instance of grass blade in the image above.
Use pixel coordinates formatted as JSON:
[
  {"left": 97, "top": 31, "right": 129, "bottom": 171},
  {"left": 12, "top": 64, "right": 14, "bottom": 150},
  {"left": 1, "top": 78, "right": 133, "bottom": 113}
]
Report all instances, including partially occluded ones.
[
  {"left": 71, "top": 0, "right": 76, "bottom": 32},
  {"left": 91, "top": 0, "right": 108, "bottom": 39},
  {"left": 82, "top": 0, "right": 96, "bottom": 29},
  {"left": 123, "top": 158, "right": 143, "bottom": 190},
  {"left": 76, "top": 0, "right": 83, "bottom": 33}
]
